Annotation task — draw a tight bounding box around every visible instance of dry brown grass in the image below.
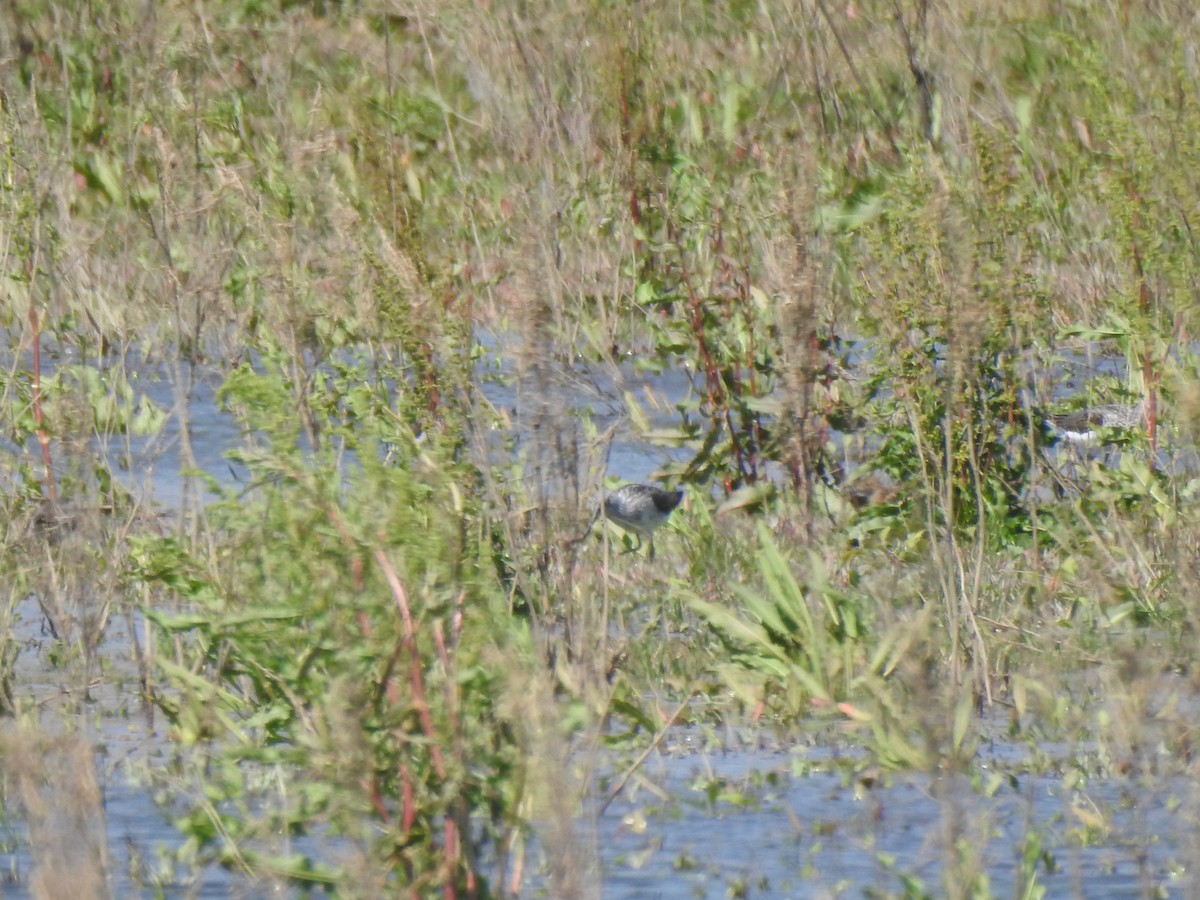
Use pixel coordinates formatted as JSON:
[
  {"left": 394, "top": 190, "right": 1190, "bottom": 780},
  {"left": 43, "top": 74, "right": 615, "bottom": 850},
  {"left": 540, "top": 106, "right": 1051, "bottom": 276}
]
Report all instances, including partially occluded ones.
[{"left": 0, "top": 727, "right": 109, "bottom": 900}]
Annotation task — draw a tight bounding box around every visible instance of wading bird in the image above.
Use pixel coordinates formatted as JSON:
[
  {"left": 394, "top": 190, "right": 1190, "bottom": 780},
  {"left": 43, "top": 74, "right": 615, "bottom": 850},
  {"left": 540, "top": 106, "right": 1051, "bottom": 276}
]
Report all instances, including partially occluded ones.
[
  {"left": 603, "top": 484, "right": 683, "bottom": 559},
  {"left": 1047, "top": 401, "right": 1146, "bottom": 446}
]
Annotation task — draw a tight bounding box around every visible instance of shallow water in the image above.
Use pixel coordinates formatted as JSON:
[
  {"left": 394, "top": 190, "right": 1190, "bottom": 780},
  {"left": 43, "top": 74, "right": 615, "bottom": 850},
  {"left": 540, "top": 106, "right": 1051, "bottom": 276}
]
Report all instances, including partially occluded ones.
[
  {"left": 583, "top": 740, "right": 1195, "bottom": 898},
  {"left": 2, "top": 345, "right": 1198, "bottom": 896},
  {"left": 0, "top": 345, "right": 703, "bottom": 896}
]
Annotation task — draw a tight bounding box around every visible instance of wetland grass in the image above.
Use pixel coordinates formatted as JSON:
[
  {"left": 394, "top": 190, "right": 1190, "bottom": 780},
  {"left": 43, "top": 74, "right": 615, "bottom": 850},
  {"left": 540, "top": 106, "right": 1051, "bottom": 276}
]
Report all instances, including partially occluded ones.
[{"left": 1, "top": 0, "right": 1200, "bottom": 894}]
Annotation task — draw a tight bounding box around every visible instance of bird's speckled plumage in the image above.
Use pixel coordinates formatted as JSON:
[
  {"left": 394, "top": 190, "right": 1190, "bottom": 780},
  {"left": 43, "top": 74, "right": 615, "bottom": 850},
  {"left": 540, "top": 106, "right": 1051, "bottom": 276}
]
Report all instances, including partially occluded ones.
[{"left": 603, "top": 484, "right": 683, "bottom": 556}]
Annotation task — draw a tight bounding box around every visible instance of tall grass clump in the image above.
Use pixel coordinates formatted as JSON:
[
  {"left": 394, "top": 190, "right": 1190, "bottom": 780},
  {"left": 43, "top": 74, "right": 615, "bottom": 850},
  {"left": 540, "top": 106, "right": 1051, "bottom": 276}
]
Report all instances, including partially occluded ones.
[{"left": 133, "top": 350, "right": 549, "bottom": 894}]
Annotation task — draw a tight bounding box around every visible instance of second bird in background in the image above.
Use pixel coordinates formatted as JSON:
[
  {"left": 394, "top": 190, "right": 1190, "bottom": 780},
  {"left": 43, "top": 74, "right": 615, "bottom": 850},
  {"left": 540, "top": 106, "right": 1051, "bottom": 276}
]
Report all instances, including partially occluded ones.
[
  {"left": 603, "top": 483, "right": 683, "bottom": 559},
  {"left": 1047, "top": 401, "right": 1147, "bottom": 446}
]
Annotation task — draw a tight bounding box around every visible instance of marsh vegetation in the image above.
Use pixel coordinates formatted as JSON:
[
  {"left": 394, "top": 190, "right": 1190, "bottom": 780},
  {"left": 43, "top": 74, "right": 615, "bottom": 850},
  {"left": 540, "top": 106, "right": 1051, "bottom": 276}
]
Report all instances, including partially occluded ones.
[{"left": 2, "top": 1, "right": 1200, "bottom": 896}]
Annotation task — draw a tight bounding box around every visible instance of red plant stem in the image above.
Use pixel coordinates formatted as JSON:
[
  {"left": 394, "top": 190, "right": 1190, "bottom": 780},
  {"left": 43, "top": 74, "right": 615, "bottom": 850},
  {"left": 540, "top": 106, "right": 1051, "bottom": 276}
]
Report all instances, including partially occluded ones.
[
  {"left": 323, "top": 500, "right": 449, "bottom": 859},
  {"left": 27, "top": 305, "right": 57, "bottom": 502},
  {"left": 375, "top": 545, "right": 447, "bottom": 782},
  {"left": 287, "top": 474, "right": 471, "bottom": 889},
  {"left": 1127, "top": 177, "right": 1158, "bottom": 449},
  {"left": 400, "top": 761, "right": 416, "bottom": 834},
  {"left": 443, "top": 819, "right": 459, "bottom": 900},
  {"left": 433, "top": 617, "right": 460, "bottom": 732},
  {"left": 311, "top": 503, "right": 403, "bottom": 827},
  {"left": 376, "top": 545, "right": 471, "bottom": 892},
  {"left": 452, "top": 590, "right": 466, "bottom": 643},
  {"left": 368, "top": 779, "right": 391, "bottom": 824},
  {"left": 677, "top": 251, "right": 751, "bottom": 488}
]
